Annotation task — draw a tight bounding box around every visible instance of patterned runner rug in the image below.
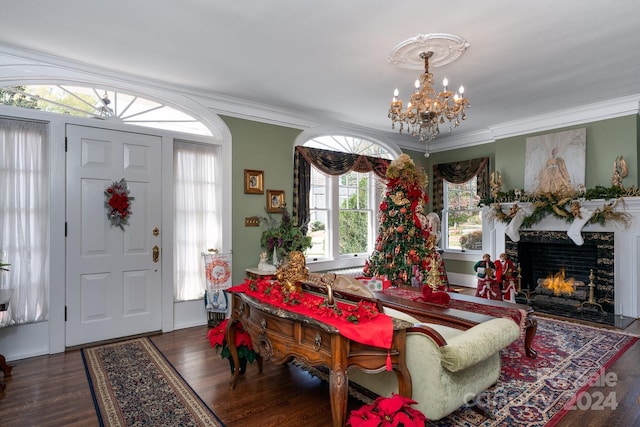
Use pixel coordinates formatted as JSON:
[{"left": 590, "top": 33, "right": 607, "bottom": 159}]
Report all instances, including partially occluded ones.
[
  {"left": 82, "top": 337, "right": 224, "bottom": 427},
  {"left": 426, "top": 317, "right": 637, "bottom": 426}
]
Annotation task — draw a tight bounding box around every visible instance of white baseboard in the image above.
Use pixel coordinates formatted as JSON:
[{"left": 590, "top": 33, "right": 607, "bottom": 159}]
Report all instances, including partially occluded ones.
[{"left": 446, "top": 272, "right": 477, "bottom": 289}]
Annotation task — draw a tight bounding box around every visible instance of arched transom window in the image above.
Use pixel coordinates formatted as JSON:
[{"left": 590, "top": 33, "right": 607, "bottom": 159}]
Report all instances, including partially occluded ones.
[{"left": 0, "top": 85, "right": 211, "bottom": 136}]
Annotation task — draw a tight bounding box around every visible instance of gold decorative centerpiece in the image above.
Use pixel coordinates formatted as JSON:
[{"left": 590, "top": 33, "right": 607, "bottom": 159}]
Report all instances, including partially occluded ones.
[{"left": 275, "top": 251, "right": 308, "bottom": 296}]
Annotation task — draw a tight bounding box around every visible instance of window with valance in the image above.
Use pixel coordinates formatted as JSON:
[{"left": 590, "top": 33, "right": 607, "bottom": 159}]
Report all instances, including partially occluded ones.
[
  {"left": 432, "top": 157, "right": 490, "bottom": 251},
  {"left": 292, "top": 141, "right": 395, "bottom": 267}
]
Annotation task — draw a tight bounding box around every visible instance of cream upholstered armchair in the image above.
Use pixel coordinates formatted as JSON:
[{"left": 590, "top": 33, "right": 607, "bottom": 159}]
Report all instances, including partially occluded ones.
[
  {"left": 305, "top": 272, "right": 520, "bottom": 420},
  {"left": 348, "top": 307, "right": 520, "bottom": 420}
]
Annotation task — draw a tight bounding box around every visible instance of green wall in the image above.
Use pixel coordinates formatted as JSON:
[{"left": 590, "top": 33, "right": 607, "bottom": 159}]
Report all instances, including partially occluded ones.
[
  {"left": 223, "top": 114, "right": 639, "bottom": 285},
  {"left": 222, "top": 116, "right": 302, "bottom": 284},
  {"left": 495, "top": 116, "right": 638, "bottom": 190},
  {"left": 422, "top": 114, "right": 639, "bottom": 279}
]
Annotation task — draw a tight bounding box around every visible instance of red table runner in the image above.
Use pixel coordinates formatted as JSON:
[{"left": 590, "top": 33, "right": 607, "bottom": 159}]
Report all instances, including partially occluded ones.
[
  {"left": 381, "top": 286, "right": 528, "bottom": 335},
  {"left": 228, "top": 280, "right": 394, "bottom": 351}
]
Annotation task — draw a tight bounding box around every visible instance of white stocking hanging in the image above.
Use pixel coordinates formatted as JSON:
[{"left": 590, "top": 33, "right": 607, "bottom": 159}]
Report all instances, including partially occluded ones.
[
  {"left": 567, "top": 206, "right": 593, "bottom": 245},
  {"left": 505, "top": 207, "right": 526, "bottom": 242}
]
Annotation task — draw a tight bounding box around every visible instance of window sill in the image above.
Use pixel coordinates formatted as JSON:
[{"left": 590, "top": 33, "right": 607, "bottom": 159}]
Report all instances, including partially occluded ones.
[
  {"left": 441, "top": 250, "right": 481, "bottom": 262},
  {"left": 306, "top": 256, "right": 365, "bottom": 273}
]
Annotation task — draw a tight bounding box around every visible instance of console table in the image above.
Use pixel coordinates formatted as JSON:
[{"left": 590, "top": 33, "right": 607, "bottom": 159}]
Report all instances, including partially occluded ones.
[
  {"left": 227, "top": 289, "right": 413, "bottom": 427},
  {"left": 0, "top": 289, "right": 13, "bottom": 392}
]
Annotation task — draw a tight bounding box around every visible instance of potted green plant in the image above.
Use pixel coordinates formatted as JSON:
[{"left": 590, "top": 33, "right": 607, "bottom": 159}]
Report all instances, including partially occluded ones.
[
  {"left": 260, "top": 205, "right": 312, "bottom": 264},
  {"left": 347, "top": 393, "right": 428, "bottom": 427},
  {"left": 207, "top": 319, "right": 257, "bottom": 374}
]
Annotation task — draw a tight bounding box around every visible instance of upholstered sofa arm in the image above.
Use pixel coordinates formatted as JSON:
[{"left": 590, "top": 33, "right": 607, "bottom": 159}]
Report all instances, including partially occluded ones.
[{"left": 438, "top": 317, "right": 520, "bottom": 372}]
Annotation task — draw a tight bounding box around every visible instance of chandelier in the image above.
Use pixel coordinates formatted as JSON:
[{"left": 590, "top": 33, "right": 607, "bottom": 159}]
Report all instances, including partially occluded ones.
[{"left": 388, "top": 50, "right": 469, "bottom": 156}]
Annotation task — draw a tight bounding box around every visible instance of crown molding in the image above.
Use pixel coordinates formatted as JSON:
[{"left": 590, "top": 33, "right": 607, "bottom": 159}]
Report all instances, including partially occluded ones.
[
  {"left": 0, "top": 45, "right": 319, "bottom": 131},
  {"left": 427, "top": 95, "right": 640, "bottom": 151},
  {"left": 488, "top": 96, "right": 640, "bottom": 139},
  {"left": 2, "top": 45, "right": 639, "bottom": 152}
]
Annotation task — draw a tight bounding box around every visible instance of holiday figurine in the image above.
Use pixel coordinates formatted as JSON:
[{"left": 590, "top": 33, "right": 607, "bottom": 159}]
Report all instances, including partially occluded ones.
[
  {"left": 474, "top": 254, "right": 501, "bottom": 300},
  {"left": 473, "top": 253, "right": 495, "bottom": 281},
  {"left": 494, "top": 252, "right": 515, "bottom": 291},
  {"left": 502, "top": 276, "right": 518, "bottom": 303},
  {"left": 475, "top": 264, "right": 502, "bottom": 301}
]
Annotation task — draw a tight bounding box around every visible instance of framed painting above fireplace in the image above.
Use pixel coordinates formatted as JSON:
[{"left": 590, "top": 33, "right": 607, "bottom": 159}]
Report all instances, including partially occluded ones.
[{"left": 524, "top": 128, "right": 586, "bottom": 194}]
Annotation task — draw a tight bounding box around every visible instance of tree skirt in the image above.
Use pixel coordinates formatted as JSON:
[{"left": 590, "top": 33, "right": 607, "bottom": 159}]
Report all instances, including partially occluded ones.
[{"left": 82, "top": 337, "right": 225, "bottom": 427}]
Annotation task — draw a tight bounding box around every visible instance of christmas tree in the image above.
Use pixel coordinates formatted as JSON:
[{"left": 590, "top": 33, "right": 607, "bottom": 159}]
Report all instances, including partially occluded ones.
[{"left": 363, "top": 154, "right": 448, "bottom": 290}]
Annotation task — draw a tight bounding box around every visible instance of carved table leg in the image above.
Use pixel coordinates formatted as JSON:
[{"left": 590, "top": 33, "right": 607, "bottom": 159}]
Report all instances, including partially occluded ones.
[
  {"left": 329, "top": 367, "right": 348, "bottom": 427},
  {"left": 524, "top": 315, "right": 538, "bottom": 359}
]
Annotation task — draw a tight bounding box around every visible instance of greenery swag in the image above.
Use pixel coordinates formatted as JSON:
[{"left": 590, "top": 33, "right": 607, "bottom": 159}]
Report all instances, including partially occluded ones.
[{"left": 481, "top": 185, "right": 640, "bottom": 228}]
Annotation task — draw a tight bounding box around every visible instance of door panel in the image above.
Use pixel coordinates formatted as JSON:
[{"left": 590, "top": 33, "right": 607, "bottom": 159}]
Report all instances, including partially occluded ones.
[{"left": 66, "top": 125, "right": 162, "bottom": 347}]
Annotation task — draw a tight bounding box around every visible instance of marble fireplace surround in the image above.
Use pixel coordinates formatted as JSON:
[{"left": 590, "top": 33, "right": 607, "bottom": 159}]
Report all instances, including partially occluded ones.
[{"left": 486, "top": 197, "right": 640, "bottom": 318}]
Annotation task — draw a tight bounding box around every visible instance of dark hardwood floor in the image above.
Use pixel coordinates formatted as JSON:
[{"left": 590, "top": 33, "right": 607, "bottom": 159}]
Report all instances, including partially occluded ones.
[{"left": 0, "top": 297, "right": 638, "bottom": 426}]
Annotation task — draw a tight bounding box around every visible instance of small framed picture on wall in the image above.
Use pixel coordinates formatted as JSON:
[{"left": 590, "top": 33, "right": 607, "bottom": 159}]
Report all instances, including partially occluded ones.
[
  {"left": 244, "top": 169, "right": 264, "bottom": 194},
  {"left": 266, "top": 190, "right": 284, "bottom": 213}
]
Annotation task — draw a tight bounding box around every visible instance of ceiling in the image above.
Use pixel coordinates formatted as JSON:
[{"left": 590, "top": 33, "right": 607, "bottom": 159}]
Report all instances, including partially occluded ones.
[{"left": 1, "top": 1, "right": 640, "bottom": 152}]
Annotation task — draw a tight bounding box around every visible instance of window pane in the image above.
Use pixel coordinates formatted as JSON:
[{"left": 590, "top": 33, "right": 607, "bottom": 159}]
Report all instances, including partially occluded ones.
[
  {"left": 339, "top": 210, "right": 368, "bottom": 254},
  {"left": 310, "top": 168, "right": 326, "bottom": 209},
  {"left": 307, "top": 210, "right": 328, "bottom": 258},
  {"left": 339, "top": 171, "right": 370, "bottom": 255},
  {"left": 446, "top": 209, "right": 483, "bottom": 251},
  {"left": 444, "top": 177, "right": 482, "bottom": 251}
]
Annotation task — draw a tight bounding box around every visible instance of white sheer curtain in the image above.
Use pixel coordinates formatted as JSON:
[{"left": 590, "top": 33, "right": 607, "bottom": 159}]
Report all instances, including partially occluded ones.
[
  {"left": 0, "top": 118, "right": 49, "bottom": 326},
  {"left": 174, "top": 140, "right": 221, "bottom": 301}
]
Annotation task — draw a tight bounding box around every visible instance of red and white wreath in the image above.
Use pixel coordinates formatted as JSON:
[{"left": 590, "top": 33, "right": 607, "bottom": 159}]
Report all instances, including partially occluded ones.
[
  {"left": 105, "top": 178, "right": 134, "bottom": 230},
  {"left": 205, "top": 258, "right": 232, "bottom": 287}
]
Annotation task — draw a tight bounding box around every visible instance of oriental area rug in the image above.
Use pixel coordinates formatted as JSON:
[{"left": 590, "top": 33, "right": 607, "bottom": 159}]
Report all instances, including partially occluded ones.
[
  {"left": 424, "top": 317, "right": 637, "bottom": 426},
  {"left": 301, "top": 316, "right": 637, "bottom": 427},
  {"left": 82, "top": 337, "right": 224, "bottom": 427}
]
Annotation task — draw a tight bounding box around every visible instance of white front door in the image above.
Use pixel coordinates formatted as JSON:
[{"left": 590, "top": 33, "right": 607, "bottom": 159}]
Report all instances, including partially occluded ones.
[{"left": 65, "top": 125, "right": 162, "bottom": 347}]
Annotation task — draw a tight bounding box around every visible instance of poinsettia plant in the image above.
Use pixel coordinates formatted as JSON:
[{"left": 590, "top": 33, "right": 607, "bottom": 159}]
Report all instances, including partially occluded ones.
[
  {"left": 207, "top": 319, "right": 257, "bottom": 365},
  {"left": 347, "top": 393, "right": 428, "bottom": 427}
]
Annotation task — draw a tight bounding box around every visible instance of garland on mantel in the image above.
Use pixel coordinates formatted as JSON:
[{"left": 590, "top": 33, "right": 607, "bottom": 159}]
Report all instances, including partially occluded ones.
[{"left": 481, "top": 185, "right": 640, "bottom": 229}]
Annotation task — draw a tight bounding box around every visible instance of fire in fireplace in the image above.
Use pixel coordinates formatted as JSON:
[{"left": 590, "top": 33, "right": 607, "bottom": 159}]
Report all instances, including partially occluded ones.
[{"left": 541, "top": 268, "right": 576, "bottom": 296}]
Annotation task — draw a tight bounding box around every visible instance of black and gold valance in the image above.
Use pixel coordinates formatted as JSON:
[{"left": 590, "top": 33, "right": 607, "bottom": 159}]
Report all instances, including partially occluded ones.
[
  {"left": 432, "top": 157, "right": 490, "bottom": 216},
  {"left": 292, "top": 146, "right": 390, "bottom": 230}
]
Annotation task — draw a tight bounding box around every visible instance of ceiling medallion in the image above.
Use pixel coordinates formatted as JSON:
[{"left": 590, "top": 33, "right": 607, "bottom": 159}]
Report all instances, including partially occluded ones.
[{"left": 388, "top": 33, "right": 470, "bottom": 70}]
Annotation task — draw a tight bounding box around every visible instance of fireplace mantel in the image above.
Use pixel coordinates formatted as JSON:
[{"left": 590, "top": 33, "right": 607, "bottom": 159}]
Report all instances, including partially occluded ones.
[{"left": 486, "top": 197, "right": 640, "bottom": 318}]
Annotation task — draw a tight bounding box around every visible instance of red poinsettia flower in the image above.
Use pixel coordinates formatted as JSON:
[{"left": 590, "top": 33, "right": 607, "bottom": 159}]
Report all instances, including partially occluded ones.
[
  {"left": 207, "top": 319, "right": 254, "bottom": 351},
  {"left": 347, "top": 393, "right": 427, "bottom": 427}
]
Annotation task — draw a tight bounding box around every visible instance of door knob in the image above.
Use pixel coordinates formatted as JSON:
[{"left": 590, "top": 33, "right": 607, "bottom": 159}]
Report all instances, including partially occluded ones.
[{"left": 153, "top": 245, "right": 160, "bottom": 263}]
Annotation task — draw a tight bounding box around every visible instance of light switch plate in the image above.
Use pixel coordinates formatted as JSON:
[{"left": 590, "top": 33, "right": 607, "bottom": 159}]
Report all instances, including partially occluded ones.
[{"left": 245, "top": 216, "right": 260, "bottom": 227}]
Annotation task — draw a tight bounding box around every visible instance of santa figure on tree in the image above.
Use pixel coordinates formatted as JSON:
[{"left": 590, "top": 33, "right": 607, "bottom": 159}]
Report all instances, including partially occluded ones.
[{"left": 363, "top": 154, "right": 449, "bottom": 304}]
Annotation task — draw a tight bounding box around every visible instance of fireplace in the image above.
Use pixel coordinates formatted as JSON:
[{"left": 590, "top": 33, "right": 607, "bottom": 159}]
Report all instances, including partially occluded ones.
[
  {"left": 487, "top": 198, "right": 640, "bottom": 328},
  {"left": 504, "top": 231, "right": 625, "bottom": 326}
]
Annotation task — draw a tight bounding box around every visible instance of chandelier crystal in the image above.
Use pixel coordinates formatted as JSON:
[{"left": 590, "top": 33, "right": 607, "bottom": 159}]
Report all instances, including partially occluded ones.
[{"left": 388, "top": 51, "right": 469, "bottom": 155}]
